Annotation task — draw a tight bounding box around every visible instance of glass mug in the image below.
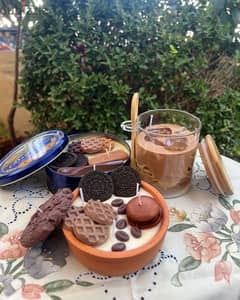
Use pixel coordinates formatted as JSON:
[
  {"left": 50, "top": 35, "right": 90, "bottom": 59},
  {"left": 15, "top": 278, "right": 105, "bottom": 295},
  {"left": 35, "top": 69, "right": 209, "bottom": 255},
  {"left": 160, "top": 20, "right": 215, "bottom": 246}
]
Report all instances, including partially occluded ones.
[{"left": 123, "top": 109, "right": 201, "bottom": 198}]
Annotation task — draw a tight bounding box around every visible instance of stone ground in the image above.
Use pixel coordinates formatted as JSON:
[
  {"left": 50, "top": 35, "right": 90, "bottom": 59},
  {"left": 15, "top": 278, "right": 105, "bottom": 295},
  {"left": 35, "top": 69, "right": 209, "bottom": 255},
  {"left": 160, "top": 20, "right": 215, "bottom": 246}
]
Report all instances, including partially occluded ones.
[{"left": 0, "top": 51, "right": 33, "bottom": 137}]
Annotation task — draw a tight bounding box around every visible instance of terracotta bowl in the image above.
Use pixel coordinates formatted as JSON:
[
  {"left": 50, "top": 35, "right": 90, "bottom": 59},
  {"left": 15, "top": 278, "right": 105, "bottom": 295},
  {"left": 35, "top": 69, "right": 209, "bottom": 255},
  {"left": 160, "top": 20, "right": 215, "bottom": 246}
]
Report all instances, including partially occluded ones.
[{"left": 63, "top": 181, "right": 169, "bottom": 276}]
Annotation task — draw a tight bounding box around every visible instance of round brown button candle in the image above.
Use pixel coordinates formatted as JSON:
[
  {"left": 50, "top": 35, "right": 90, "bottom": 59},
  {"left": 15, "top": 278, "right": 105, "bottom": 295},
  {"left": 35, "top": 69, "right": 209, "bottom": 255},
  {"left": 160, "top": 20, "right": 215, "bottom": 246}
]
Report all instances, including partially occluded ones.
[{"left": 126, "top": 195, "right": 162, "bottom": 229}]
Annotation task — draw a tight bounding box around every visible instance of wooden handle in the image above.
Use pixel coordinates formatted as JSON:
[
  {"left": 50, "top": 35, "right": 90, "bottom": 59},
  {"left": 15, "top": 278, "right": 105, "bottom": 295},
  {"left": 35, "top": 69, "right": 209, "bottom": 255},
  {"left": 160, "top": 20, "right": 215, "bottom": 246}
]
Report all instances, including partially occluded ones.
[{"left": 130, "top": 92, "right": 139, "bottom": 169}]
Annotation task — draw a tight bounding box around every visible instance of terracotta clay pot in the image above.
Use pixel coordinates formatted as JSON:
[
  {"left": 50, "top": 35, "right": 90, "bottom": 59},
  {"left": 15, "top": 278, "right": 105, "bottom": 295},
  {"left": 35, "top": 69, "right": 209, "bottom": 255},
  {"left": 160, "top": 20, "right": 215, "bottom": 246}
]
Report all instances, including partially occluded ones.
[{"left": 63, "top": 181, "right": 169, "bottom": 276}]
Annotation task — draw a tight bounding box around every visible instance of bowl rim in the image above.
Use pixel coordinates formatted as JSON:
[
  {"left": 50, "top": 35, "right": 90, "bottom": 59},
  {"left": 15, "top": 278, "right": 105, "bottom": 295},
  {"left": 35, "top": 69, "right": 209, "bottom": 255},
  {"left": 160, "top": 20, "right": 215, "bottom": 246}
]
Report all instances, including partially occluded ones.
[{"left": 63, "top": 181, "right": 169, "bottom": 259}]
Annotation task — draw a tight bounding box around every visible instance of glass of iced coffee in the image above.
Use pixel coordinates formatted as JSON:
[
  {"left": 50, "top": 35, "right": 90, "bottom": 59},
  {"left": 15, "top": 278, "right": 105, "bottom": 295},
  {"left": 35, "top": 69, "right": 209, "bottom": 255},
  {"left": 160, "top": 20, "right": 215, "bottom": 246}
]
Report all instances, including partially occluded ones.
[{"left": 134, "top": 109, "right": 201, "bottom": 198}]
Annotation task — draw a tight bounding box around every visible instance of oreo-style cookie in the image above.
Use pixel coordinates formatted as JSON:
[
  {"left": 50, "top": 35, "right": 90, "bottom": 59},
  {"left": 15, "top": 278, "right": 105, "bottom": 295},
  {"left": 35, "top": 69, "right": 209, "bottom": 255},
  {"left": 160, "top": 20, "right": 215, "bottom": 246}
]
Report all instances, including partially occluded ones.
[
  {"left": 74, "top": 153, "right": 89, "bottom": 167},
  {"left": 20, "top": 188, "right": 73, "bottom": 248},
  {"left": 79, "top": 170, "right": 114, "bottom": 201},
  {"left": 111, "top": 166, "right": 141, "bottom": 197},
  {"left": 49, "top": 152, "right": 78, "bottom": 169}
]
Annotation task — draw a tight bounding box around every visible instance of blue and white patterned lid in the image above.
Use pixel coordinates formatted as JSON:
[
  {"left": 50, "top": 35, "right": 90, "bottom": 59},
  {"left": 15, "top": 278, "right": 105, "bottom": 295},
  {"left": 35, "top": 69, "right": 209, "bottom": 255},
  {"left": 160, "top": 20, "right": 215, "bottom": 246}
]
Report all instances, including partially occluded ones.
[{"left": 0, "top": 130, "right": 68, "bottom": 186}]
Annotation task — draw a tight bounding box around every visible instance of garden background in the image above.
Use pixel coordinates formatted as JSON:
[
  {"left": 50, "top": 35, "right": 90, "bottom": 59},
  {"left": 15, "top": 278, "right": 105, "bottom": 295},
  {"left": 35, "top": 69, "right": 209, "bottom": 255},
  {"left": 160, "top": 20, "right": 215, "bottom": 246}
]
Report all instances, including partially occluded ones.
[{"left": 0, "top": 0, "right": 240, "bottom": 161}]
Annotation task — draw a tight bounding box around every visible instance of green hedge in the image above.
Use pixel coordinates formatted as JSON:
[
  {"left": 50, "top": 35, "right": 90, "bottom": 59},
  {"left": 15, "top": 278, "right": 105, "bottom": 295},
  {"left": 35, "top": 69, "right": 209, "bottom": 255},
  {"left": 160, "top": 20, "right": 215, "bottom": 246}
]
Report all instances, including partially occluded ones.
[{"left": 21, "top": 0, "right": 240, "bottom": 160}]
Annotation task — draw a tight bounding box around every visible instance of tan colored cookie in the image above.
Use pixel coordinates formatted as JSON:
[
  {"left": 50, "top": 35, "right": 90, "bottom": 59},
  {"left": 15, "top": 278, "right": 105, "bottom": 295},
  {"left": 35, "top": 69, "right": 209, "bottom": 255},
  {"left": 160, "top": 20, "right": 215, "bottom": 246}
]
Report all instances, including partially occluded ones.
[
  {"left": 72, "top": 214, "right": 109, "bottom": 246},
  {"left": 84, "top": 200, "right": 116, "bottom": 225},
  {"left": 88, "top": 149, "right": 129, "bottom": 165},
  {"left": 79, "top": 137, "right": 100, "bottom": 154},
  {"left": 64, "top": 206, "right": 85, "bottom": 230},
  {"left": 101, "top": 137, "right": 114, "bottom": 152}
]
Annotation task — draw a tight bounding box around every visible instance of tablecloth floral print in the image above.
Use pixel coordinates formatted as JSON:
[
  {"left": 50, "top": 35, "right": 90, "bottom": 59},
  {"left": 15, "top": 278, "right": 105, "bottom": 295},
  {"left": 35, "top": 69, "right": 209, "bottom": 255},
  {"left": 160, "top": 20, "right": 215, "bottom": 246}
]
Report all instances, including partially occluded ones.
[{"left": 0, "top": 156, "right": 239, "bottom": 300}]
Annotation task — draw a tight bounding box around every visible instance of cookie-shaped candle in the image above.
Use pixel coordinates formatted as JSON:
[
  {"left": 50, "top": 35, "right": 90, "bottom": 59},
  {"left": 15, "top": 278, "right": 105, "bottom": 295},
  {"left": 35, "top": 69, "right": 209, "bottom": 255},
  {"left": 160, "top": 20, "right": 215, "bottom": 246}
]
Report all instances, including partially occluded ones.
[
  {"left": 84, "top": 200, "right": 116, "bottom": 225},
  {"left": 79, "top": 170, "right": 114, "bottom": 201},
  {"left": 21, "top": 188, "right": 73, "bottom": 248},
  {"left": 126, "top": 195, "right": 162, "bottom": 229},
  {"left": 111, "top": 166, "right": 141, "bottom": 197}
]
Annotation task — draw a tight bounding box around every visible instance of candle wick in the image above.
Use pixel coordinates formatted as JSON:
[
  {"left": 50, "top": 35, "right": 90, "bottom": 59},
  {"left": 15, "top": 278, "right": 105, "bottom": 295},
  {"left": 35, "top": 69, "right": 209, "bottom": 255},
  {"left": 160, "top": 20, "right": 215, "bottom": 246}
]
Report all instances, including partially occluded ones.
[{"left": 79, "top": 187, "right": 85, "bottom": 202}]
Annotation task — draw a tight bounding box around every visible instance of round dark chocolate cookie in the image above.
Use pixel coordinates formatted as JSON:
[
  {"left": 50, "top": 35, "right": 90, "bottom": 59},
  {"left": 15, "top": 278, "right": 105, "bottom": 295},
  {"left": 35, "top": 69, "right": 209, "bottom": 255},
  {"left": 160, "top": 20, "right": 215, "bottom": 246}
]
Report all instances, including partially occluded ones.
[
  {"left": 79, "top": 170, "right": 114, "bottom": 201},
  {"left": 20, "top": 188, "right": 73, "bottom": 248},
  {"left": 73, "top": 153, "right": 89, "bottom": 167},
  {"left": 111, "top": 166, "right": 141, "bottom": 197},
  {"left": 49, "top": 152, "right": 78, "bottom": 169}
]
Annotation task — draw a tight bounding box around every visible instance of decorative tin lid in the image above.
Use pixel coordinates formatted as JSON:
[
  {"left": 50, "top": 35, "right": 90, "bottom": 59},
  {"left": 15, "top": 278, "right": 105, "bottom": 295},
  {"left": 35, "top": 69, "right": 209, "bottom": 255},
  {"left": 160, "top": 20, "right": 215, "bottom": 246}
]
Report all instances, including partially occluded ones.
[
  {"left": 0, "top": 130, "right": 68, "bottom": 186},
  {"left": 199, "top": 134, "right": 234, "bottom": 195}
]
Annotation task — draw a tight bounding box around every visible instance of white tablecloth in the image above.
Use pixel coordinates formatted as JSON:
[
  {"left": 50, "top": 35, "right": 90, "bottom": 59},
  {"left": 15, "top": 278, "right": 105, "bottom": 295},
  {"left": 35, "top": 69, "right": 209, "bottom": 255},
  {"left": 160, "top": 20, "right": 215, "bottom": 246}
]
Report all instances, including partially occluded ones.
[{"left": 0, "top": 154, "right": 239, "bottom": 300}]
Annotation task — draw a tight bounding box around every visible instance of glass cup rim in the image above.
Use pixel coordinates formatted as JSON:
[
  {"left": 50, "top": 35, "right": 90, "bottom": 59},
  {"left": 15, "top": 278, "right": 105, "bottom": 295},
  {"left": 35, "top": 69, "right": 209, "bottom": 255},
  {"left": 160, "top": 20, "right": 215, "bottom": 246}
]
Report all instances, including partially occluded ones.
[{"left": 137, "top": 108, "right": 202, "bottom": 137}]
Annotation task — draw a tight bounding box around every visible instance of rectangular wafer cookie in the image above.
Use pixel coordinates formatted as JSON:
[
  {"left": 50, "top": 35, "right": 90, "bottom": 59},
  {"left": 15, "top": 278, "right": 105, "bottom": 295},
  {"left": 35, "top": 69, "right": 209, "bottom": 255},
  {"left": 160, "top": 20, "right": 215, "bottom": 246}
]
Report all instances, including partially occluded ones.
[{"left": 88, "top": 150, "right": 129, "bottom": 165}]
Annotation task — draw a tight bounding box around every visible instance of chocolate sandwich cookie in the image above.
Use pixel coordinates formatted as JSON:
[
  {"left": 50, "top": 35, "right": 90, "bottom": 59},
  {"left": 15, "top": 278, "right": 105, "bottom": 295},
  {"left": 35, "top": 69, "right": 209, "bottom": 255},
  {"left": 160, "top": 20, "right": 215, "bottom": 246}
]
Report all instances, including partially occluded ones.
[
  {"left": 79, "top": 170, "right": 114, "bottom": 201},
  {"left": 72, "top": 214, "right": 109, "bottom": 246},
  {"left": 21, "top": 188, "right": 73, "bottom": 248},
  {"left": 84, "top": 200, "right": 116, "bottom": 225},
  {"left": 74, "top": 153, "right": 89, "bottom": 167},
  {"left": 111, "top": 166, "right": 141, "bottom": 197},
  {"left": 49, "top": 152, "right": 78, "bottom": 169},
  {"left": 126, "top": 195, "right": 162, "bottom": 229}
]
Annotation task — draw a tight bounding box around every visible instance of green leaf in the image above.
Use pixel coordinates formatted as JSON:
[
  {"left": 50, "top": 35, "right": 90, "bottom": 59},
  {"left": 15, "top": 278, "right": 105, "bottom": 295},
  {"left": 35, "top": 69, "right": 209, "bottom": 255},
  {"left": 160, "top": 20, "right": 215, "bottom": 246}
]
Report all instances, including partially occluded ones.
[
  {"left": 43, "top": 280, "right": 74, "bottom": 293},
  {"left": 168, "top": 224, "right": 195, "bottom": 232},
  {"left": 171, "top": 272, "right": 182, "bottom": 287},
  {"left": 76, "top": 281, "right": 94, "bottom": 287},
  {"left": 232, "top": 8, "right": 240, "bottom": 25},
  {"left": 169, "top": 44, "right": 178, "bottom": 54},
  {"left": 231, "top": 256, "right": 240, "bottom": 268},
  {"left": 232, "top": 200, "right": 240, "bottom": 206},
  {"left": 0, "top": 284, "right": 3, "bottom": 294},
  {"left": 218, "top": 195, "right": 233, "bottom": 210},
  {"left": 210, "top": 0, "right": 225, "bottom": 14},
  {"left": 50, "top": 295, "right": 61, "bottom": 300},
  {"left": 9, "top": 260, "right": 24, "bottom": 274},
  {"left": 178, "top": 256, "right": 201, "bottom": 273},
  {"left": 0, "top": 223, "right": 8, "bottom": 237}
]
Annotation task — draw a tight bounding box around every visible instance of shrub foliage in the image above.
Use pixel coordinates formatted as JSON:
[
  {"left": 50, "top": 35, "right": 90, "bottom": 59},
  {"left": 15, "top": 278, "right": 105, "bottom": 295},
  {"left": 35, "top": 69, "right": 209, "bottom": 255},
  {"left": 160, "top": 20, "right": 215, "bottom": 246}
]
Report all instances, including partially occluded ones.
[{"left": 21, "top": 0, "right": 240, "bottom": 159}]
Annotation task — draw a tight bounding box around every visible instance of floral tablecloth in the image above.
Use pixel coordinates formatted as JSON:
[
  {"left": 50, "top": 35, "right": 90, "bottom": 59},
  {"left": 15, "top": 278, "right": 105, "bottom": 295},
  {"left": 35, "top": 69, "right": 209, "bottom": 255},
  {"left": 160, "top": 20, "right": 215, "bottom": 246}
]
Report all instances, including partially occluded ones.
[{"left": 0, "top": 154, "right": 239, "bottom": 300}]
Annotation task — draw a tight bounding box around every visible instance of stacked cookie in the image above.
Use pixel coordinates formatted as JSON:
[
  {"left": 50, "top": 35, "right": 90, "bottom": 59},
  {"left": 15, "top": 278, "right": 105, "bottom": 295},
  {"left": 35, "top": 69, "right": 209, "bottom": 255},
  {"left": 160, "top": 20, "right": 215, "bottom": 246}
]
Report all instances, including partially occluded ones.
[
  {"left": 64, "top": 200, "right": 116, "bottom": 246},
  {"left": 20, "top": 188, "right": 73, "bottom": 248}
]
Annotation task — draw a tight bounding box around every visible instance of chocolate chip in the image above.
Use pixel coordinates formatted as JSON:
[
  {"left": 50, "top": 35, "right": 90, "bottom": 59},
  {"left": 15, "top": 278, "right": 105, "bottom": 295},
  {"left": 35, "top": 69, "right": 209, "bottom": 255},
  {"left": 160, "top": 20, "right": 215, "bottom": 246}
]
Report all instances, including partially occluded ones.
[
  {"left": 115, "top": 230, "right": 129, "bottom": 242},
  {"left": 111, "top": 198, "right": 124, "bottom": 207},
  {"left": 112, "top": 242, "right": 126, "bottom": 251},
  {"left": 117, "top": 204, "right": 127, "bottom": 215},
  {"left": 131, "top": 226, "right": 142, "bottom": 238},
  {"left": 116, "top": 219, "right": 127, "bottom": 229}
]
